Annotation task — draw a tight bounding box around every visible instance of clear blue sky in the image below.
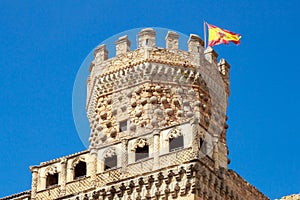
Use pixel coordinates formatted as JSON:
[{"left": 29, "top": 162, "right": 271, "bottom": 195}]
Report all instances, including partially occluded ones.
[{"left": 0, "top": 1, "right": 299, "bottom": 199}]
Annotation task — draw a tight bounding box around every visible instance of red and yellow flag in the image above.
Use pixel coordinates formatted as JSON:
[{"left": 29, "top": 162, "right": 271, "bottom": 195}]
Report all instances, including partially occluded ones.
[{"left": 207, "top": 23, "right": 241, "bottom": 47}]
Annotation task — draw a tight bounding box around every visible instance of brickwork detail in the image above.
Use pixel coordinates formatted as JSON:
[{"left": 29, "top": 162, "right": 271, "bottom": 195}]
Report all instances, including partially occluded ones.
[
  {"left": 65, "top": 177, "right": 92, "bottom": 195},
  {"left": 159, "top": 148, "right": 192, "bottom": 168},
  {"left": 127, "top": 158, "right": 154, "bottom": 176},
  {"left": 35, "top": 186, "right": 60, "bottom": 200},
  {"left": 95, "top": 168, "right": 121, "bottom": 187}
]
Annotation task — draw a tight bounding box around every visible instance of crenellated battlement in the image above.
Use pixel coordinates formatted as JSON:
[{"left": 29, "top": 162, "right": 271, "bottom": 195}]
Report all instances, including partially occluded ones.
[
  {"left": 87, "top": 29, "right": 231, "bottom": 124},
  {"left": 88, "top": 28, "right": 228, "bottom": 83}
]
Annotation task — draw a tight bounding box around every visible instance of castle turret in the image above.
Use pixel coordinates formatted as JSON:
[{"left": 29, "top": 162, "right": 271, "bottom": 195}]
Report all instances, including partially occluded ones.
[
  {"left": 17, "top": 28, "right": 268, "bottom": 200},
  {"left": 86, "top": 28, "right": 230, "bottom": 171}
]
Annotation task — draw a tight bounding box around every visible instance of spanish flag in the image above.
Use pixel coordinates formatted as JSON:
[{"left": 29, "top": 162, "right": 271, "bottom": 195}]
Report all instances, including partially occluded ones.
[{"left": 207, "top": 23, "right": 241, "bottom": 47}]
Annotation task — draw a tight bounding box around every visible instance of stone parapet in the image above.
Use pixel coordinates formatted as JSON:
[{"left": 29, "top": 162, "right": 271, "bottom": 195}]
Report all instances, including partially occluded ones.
[{"left": 31, "top": 160, "right": 268, "bottom": 200}]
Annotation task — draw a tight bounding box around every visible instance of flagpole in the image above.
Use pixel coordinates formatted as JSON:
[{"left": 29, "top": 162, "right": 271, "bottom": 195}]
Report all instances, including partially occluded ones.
[{"left": 204, "top": 21, "right": 207, "bottom": 49}]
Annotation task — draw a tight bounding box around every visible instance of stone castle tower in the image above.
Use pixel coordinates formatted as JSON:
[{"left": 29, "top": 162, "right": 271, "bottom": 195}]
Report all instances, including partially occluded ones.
[{"left": 1, "top": 28, "right": 268, "bottom": 200}]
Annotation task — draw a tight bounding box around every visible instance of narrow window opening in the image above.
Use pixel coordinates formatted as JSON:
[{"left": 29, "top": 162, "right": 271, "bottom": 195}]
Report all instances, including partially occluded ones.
[
  {"left": 119, "top": 120, "right": 127, "bottom": 132},
  {"left": 104, "top": 155, "right": 117, "bottom": 170},
  {"left": 197, "top": 46, "right": 200, "bottom": 52},
  {"left": 200, "top": 138, "right": 204, "bottom": 148},
  {"left": 145, "top": 39, "right": 149, "bottom": 46},
  {"left": 74, "top": 161, "right": 87, "bottom": 179},
  {"left": 169, "top": 135, "right": 184, "bottom": 152},
  {"left": 200, "top": 139, "right": 207, "bottom": 154},
  {"left": 135, "top": 145, "right": 149, "bottom": 161},
  {"left": 46, "top": 173, "right": 58, "bottom": 188}
]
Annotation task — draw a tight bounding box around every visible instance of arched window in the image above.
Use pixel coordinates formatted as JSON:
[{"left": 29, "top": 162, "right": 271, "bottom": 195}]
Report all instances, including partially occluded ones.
[
  {"left": 200, "top": 138, "right": 207, "bottom": 154},
  {"left": 46, "top": 173, "right": 58, "bottom": 188},
  {"left": 103, "top": 147, "right": 117, "bottom": 170},
  {"left": 167, "top": 128, "right": 184, "bottom": 152},
  {"left": 169, "top": 135, "right": 184, "bottom": 152},
  {"left": 200, "top": 138, "right": 204, "bottom": 148},
  {"left": 132, "top": 138, "right": 149, "bottom": 162},
  {"left": 74, "top": 161, "right": 86, "bottom": 179},
  {"left": 135, "top": 145, "right": 149, "bottom": 161},
  {"left": 104, "top": 154, "right": 117, "bottom": 170}
]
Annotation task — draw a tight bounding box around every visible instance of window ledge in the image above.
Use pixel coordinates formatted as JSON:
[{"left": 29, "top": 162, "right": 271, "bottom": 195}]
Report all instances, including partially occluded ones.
[
  {"left": 128, "top": 157, "right": 153, "bottom": 166},
  {"left": 37, "top": 184, "right": 60, "bottom": 193},
  {"left": 74, "top": 175, "right": 87, "bottom": 180},
  {"left": 159, "top": 147, "right": 191, "bottom": 157},
  {"left": 104, "top": 166, "right": 119, "bottom": 172},
  {"left": 67, "top": 176, "right": 91, "bottom": 184}
]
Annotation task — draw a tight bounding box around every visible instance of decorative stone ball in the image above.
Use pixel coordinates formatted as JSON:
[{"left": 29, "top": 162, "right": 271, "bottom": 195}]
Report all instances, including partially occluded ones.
[
  {"left": 112, "top": 109, "right": 117, "bottom": 116},
  {"left": 187, "top": 112, "right": 194, "bottom": 118},
  {"left": 100, "top": 111, "right": 107, "bottom": 120},
  {"left": 183, "top": 100, "right": 190, "bottom": 106},
  {"left": 194, "top": 101, "right": 201, "bottom": 107},
  {"left": 188, "top": 89, "right": 196, "bottom": 96},
  {"left": 135, "top": 109, "right": 143, "bottom": 117},
  {"left": 131, "top": 100, "right": 137, "bottom": 107},
  {"left": 155, "top": 85, "right": 162, "bottom": 92},
  {"left": 173, "top": 98, "right": 180, "bottom": 107},
  {"left": 176, "top": 88, "right": 184, "bottom": 94},
  {"left": 150, "top": 96, "right": 158, "bottom": 104},
  {"left": 166, "top": 108, "right": 174, "bottom": 115},
  {"left": 154, "top": 108, "right": 163, "bottom": 116},
  {"left": 96, "top": 125, "right": 103, "bottom": 131},
  {"left": 177, "top": 110, "right": 184, "bottom": 117},
  {"left": 141, "top": 98, "right": 147, "bottom": 105},
  {"left": 161, "top": 96, "right": 168, "bottom": 104},
  {"left": 151, "top": 119, "right": 158, "bottom": 127},
  {"left": 130, "top": 124, "right": 137, "bottom": 131},
  {"left": 106, "top": 98, "right": 112, "bottom": 104}
]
